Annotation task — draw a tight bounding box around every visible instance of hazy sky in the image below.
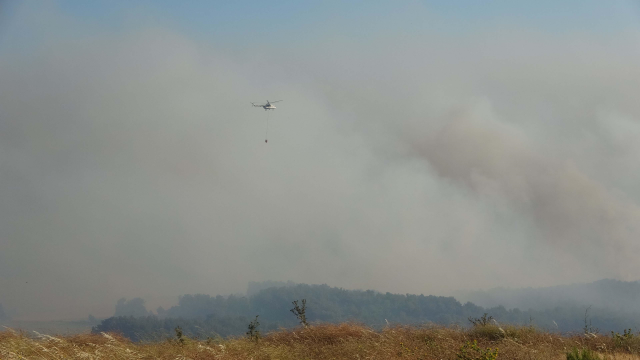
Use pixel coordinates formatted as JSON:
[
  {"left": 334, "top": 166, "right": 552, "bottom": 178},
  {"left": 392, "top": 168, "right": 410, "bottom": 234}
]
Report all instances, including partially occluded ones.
[{"left": 2, "top": 1, "right": 640, "bottom": 320}]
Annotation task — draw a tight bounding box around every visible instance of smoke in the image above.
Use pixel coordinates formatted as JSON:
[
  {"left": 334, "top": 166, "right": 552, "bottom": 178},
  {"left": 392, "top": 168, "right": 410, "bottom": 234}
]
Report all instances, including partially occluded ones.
[
  {"left": 2, "top": 2, "right": 640, "bottom": 321},
  {"left": 406, "top": 102, "right": 640, "bottom": 280}
]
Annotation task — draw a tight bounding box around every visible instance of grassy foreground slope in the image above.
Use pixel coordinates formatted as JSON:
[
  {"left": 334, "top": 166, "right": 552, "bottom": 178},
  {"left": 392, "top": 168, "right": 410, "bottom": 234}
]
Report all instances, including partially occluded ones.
[{"left": 2, "top": 323, "right": 640, "bottom": 360}]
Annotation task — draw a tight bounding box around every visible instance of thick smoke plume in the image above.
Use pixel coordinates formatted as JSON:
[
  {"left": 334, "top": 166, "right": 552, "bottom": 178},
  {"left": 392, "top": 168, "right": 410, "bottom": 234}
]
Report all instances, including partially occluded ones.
[{"left": 408, "top": 103, "right": 640, "bottom": 280}]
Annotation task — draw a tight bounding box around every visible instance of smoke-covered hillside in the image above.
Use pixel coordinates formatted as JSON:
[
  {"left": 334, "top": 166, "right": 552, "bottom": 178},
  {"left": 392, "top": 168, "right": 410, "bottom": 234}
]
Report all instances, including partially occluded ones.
[
  {"left": 93, "top": 282, "right": 640, "bottom": 341},
  {"left": 457, "top": 279, "right": 640, "bottom": 313}
]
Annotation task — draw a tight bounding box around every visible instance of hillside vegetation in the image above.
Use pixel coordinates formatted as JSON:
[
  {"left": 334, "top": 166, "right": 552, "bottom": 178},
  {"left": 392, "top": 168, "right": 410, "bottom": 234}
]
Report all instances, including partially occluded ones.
[
  {"left": 95, "top": 283, "right": 640, "bottom": 341},
  {"left": 3, "top": 322, "right": 640, "bottom": 359}
]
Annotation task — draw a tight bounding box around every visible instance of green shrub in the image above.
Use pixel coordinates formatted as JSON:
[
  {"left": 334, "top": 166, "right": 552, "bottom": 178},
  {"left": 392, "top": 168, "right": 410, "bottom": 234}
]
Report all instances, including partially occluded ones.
[
  {"left": 174, "top": 326, "right": 186, "bottom": 345},
  {"left": 566, "top": 347, "right": 600, "bottom": 360},
  {"left": 457, "top": 340, "right": 499, "bottom": 360},
  {"left": 611, "top": 329, "right": 640, "bottom": 352},
  {"left": 246, "top": 315, "right": 261, "bottom": 342},
  {"left": 290, "top": 299, "right": 309, "bottom": 328}
]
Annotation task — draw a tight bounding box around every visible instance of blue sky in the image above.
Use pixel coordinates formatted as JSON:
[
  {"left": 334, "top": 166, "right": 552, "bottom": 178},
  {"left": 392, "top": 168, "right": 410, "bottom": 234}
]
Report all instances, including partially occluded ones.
[
  {"left": 4, "top": 1, "right": 639, "bottom": 50},
  {"left": 51, "top": 0, "right": 639, "bottom": 31}
]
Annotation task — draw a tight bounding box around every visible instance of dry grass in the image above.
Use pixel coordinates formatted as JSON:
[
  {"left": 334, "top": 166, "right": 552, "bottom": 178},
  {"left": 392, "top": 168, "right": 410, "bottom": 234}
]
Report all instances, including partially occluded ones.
[{"left": 1, "top": 323, "right": 640, "bottom": 359}]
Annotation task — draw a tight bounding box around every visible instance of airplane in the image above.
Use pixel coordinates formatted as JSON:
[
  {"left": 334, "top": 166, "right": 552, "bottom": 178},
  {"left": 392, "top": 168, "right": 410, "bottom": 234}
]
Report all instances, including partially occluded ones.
[{"left": 252, "top": 100, "right": 282, "bottom": 111}]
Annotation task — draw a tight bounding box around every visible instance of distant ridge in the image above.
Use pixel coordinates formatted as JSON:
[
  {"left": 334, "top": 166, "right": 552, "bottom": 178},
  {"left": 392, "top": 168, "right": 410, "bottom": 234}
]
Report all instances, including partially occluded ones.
[
  {"left": 92, "top": 281, "right": 640, "bottom": 340},
  {"left": 456, "top": 279, "right": 640, "bottom": 312}
]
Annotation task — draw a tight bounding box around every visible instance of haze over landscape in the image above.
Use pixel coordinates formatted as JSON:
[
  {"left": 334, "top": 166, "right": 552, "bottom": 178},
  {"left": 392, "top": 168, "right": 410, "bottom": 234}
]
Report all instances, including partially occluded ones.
[{"left": 2, "top": 1, "right": 640, "bottom": 324}]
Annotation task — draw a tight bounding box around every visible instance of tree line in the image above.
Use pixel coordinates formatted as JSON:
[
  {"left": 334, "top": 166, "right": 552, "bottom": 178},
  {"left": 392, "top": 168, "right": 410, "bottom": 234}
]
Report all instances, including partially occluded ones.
[{"left": 93, "top": 283, "right": 640, "bottom": 341}]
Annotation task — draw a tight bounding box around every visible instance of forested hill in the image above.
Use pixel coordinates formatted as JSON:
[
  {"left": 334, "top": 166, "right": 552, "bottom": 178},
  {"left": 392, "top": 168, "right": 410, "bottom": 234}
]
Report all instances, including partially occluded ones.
[
  {"left": 162, "top": 284, "right": 472, "bottom": 326},
  {"left": 94, "top": 283, "right": 640, "bottom": 341},
  {"left": 458, "top": 279, "right": 640, "bottom": 313}
]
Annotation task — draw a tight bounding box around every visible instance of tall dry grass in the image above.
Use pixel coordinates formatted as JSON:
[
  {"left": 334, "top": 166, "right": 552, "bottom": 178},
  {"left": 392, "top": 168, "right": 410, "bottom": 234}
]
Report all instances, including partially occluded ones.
[{"left": 2, "top": 323, "right": 640, "bottom": 359}]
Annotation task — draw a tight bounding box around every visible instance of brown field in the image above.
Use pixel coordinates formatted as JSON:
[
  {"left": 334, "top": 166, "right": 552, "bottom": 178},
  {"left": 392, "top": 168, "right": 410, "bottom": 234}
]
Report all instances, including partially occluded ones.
[{"left": 2, "top": 323, "right": 640, "bottom": 359}]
